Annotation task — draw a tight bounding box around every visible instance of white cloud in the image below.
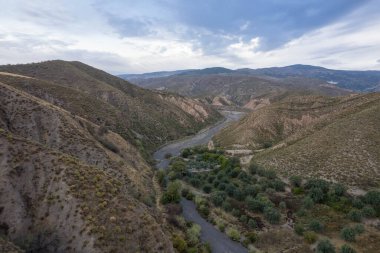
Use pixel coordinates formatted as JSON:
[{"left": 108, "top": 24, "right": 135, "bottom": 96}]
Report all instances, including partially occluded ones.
[
  {"left": 239, "top": 21, "right": 250, "bottom": 31},
  {"left": 0, "top": 0, "right": 379, "bottom": 73},
  {"left": 222, "top": 0, "right": 380, "bottom": 70}
]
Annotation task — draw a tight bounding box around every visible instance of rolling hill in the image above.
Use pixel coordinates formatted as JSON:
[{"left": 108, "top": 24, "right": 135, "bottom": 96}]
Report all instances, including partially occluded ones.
[
  {"left": 213, "top": 93, "right": 380, "bottom": 188},
  {"left": 0, "top": 61, "right": 221, "bottom": 156}
]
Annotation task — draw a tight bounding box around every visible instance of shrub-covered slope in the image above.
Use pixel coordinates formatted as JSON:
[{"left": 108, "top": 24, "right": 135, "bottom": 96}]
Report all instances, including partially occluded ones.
[{"left": 214, "top": 93, "right": 380, "bottom": 188}]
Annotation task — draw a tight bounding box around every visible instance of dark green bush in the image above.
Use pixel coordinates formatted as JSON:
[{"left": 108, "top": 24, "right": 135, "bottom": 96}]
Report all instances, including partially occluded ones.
[
  {"left": 239, "top": 215, "right": 248, "bottom": 224},
  {"left": 264, "top": 207, "right": 281, "bottom": 224},
  {"left": 289, "top": 175, "right": 302, "bottom": 187},
  {"left": 353, "top": 224, "right": 364, "bottom": 235},
  {"left": 211, "top": 191, "right": 226, "bottom": 206},
  {"left": 352, "top": 198, "right": 364, "bottom": 209},
  {"left": 316, "top": 239, "right": 335, "bottom": 253},
  {"left": 332, "top": 183, "right": 346, "bottom": 197},
  {"left": 309, "top": 187, "right": 326, "bottom": 203},
  {"left": 222, "top": 201, "right": 232, "bottom": 212},
  {"left": 172, "top": 234, "right": 187, "bottom": 252},
  {"left": 248, "top": 162, "right": 260, "bottom": 175},
  {"left": 245, "top": 231, "right": 258, "bottom": 243},
  {"left": 340, "top": 244, "right": 356, "bottom": 253},
  {"left": 305, "top": 179, "right": 330, "bottom": 193},
  {"left": 362, "top": 205, "right": 376, "bottom": 218},
  {"left": 202, "top": 184, "right": 213, "bottom": 193},
  {"left": 248, "top": 219, "right": 257, "bottom": 229},
  {"left": 364, "top": 190, "right": 380, "bottom": 215},
  {"left": 304, "top": 231, "right": 317, "bottom": 244},
  {"left": 308, "top": 219, "right": 324, "bottom": 232},
  {"left": 292, "top": 187, "right": 304, "bottom": 195},
  {"left": 340, "top": 227, "right": 356, "bottom": 242},
  {"left": 294, "top": 223, "right": 305, "bottom": 235},
  {"left": 161, "top": 181, "right": 181, "bottom": 204},
  {"left": 347, "top": 209, "right": 362, "bottom": 222},
  {"left": 302, "top": 196, "right": 314, "bottom": 209}
]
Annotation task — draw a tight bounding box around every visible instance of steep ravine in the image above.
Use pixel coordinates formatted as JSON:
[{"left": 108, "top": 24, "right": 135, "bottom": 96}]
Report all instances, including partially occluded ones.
[{"left": 154, "top": 111, "right": 248, "bottom": 253}]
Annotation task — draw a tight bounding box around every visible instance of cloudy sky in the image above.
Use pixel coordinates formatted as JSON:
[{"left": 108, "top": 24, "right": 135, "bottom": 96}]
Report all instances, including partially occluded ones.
[{"left": 1, "top": 0, "right": 380, "bottom": 74}]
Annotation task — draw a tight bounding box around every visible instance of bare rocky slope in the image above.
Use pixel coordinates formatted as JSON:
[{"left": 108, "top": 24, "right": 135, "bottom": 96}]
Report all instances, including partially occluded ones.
[
  {"left": 0, "top": 61, "right": 221, "bottom": 156},
  {"left": 0, "top": 82, "right": 174, "bottom": 252},
  {"left": 214, "top": 93, "right": 380, "bottom": 188}
]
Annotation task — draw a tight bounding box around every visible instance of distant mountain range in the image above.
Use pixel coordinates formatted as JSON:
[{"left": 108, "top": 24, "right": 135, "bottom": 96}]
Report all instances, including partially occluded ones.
[{"left": 120, "top": 65, "right": 380, "bottom": 92}]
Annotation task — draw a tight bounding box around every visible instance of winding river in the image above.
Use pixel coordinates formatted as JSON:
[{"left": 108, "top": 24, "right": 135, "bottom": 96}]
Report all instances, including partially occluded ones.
[{"left": 154, "top": 111, "right": 248, "bottom": 253}]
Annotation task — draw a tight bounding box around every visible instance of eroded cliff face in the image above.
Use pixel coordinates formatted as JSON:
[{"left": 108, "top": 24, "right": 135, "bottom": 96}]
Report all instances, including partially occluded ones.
[
  {"left": 243, "top": 98, "right": 270, "bottom": 110},
  {"left": 0, "top": 82, "right": 174, "bottom": 253},
  {"left": 162, "top": 94, "right": 217, "bottom": 122}
]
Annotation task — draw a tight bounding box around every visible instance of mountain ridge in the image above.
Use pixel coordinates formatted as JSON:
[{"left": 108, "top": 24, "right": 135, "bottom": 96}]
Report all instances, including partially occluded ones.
[{"left": 120, "top": 64, "right": 380, "bottom": 92}]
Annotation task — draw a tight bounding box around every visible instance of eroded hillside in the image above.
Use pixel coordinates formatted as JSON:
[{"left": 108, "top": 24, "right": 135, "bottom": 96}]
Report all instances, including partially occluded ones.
[
  {"left": 0, "top": 82, "right": 174, "bottom": 252},
  {"left": 0, "top": 61, "right": 221, "bottom": 155},
  {"left": 214, "top": 93, "right": 380, "bottom": 188}
]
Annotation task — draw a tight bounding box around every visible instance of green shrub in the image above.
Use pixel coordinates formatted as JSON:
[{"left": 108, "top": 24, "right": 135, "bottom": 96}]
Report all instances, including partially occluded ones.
[
  {"left": 245, "top": 231, "right": 258, "bottom": 243},
  {"left": 231, "top": 208, "right": 241, "bottom": 217},
  {"left": 289, "top": 175, "right": 302, "bottom": 187},
  {"left": 340, "top": 244, "right": 356, "bottom": 253},
  {"left": 233, "top": 188, "right": 245, "bottom": 201},
  {"left": 211, "top": 191, "right": 226, "bottom": 206},
  {"left": 353, "top": 224, "right": 364, "bottom": 234},
  {"left": 362, "top": 205, "right": 376, "bottom": 218},
  {"left": 347, "top": 209, "right": 362, "bottom": 222},
  {"left": 294, "top": 223, "right": 305, "bottom": 235},
  {"left": 222, "top": 201, "right": 232, "bottom": 212},
  {"left": 264, "top": 207, "right": 281, "bottom": 224},
  {"left": 216, "top": 220, "right": 225, "bottom": 232},
  {"left": 246, "top": 196, "right": 271, "bottom": 213},
  {"left": 302, "top": 196, "right": 314, "bottom": 209},
  {"left": 226, "top": 227, "right": 240, "bottom": 241},
  {"left": 161, "top": 181, "right": 181, "bottom": 204},
  {"left": 203, "top": 184, "right": 213, "bottom": 193},
  {"left": 157, "top": 169, "right": 166, "bottom": 187},
  {"left": 364, "top": 190, "right": 380, "bottom": 208},
  {"left": 248, "top": 162, "right": 260, "bottom": 175},
  {"left": 198, "top": 204, "right": 210, "bottom": 217},
  {"left": 303, "top": 231, "right": 317, "bottom": 244},
  {"left": 340, "top": 227, "right": 356, "bottom": 242},
  {"left": 172, "top": 234, "right": 187, "bottom": 252},
  {"left": 352, "top": 198, "right": 364, "bottom": 209},
  {"left": 316, "top": 239, "right": 335, "bottom": 253},
  {"left": 332, "top": 183, "right": 346, "bottom": 196},
  {"left": 186, "top": 224, "right": 201, "bottom": 246},
  {"left": 248, "top": 219, "right": 257, "bottom": 229},
  {"left": 309, "top": 219, "right": 324, "bottom": 232},
  {"left": 181, "top": 148, "right": 191, "bottom": 158},
  {"left": 237, "top": 215, "right": 246, "bottom": 224},
  {"left": 292, "top": 187, "right": 304, "bottom": 195},
  {"left": 262, "top": 169, "right": 276, "bottom": 179},
  {"left": 271, "top": 180, "right": 285, "bottom": 192},
  {"left": 305, "top": 179, "right": 330, "bottom": 193},
  {"left": 309, "top": 187, "right": 326, "bottom": 203},
  {"left": 279, "top": 201, "right": 287, "bottom": 210},
  {"left": 244, "top": 185, "right": 260, "bottom": 198}
]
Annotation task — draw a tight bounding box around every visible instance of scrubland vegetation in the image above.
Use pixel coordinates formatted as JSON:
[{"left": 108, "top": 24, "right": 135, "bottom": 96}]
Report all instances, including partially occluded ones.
[{"left": 159, "top": 146, "right": 380, "bottom": 253}]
